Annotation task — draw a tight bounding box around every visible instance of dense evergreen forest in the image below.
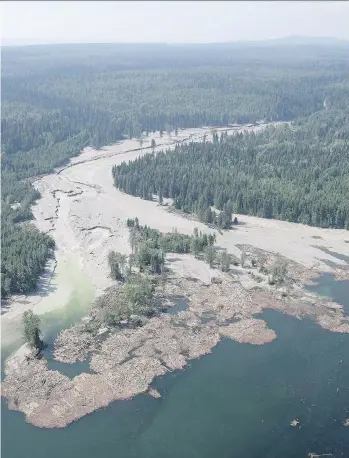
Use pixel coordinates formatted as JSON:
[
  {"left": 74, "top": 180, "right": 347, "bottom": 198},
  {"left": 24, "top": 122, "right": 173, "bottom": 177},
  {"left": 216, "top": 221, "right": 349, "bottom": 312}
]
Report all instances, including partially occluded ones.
[
  {"left": 113, "top": 108, "right": 349, "bottom": 229},
  {"left": 2, "top": 42, "right": 349, "bottom": 297}
]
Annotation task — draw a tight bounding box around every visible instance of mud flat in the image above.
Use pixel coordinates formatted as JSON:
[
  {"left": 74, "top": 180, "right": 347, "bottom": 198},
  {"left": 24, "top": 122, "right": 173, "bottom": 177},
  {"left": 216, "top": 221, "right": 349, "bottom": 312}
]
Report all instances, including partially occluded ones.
[
  {"left": 2, "top": 123, "right": 290, "bottom": 348},
  {"left": 4, "top": 122, "right": 347, "bottom": 329}
]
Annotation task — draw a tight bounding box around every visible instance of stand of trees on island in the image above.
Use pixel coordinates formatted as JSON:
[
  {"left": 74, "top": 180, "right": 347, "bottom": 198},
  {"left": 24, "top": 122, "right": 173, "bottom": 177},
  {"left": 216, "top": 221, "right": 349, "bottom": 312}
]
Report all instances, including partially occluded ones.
[
  {"left": 113, "top": 108, "right": 349, "bottom": 229},
  {"left": 2, "top": 42, "right": 349, "bottom": 298},
  {"left": 109, "top": 217, "right": 218, "bottom": 280},
  {"left": 94, "top": 217, "right": 289, "bottom": 329},
  {"left": 101, "top": 219, "right": 226, "bottom": 327}
]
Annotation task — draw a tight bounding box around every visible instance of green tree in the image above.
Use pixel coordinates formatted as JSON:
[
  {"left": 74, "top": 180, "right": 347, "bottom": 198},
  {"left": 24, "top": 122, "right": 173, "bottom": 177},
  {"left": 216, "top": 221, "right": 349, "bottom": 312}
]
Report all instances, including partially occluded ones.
[
  {"left": 218, "top": 251, "right": 232, "bottom": 272},
  {"left": 108, "top": 251, "right": 124, "bottom": 280},
  {"left": 158, "top": 188, "right": 163, "bottom": 205},
  {"left": 123, "top": 273, "right": 155, "bottom": 316},
  {"left": 112, "top": 107, "right": 349, "bottom": 231},
  {"left": 190, "top": 237, "right": 201, "bottom": 258},
  {"left": 204, "top": 245, "right": 216, "bottom": 267},
  {"left": 165, "top": 123, "right": 172, "bottom": 136},
  {"left": 270, "top": 262, "right": 288, "bottom": 284},
  {"left": 133, "top": 122, "right": 142, "bottom": 139},
  {"left": 22, "top": 310, "right": 43, "bottom": 351},
  {"left": 221, "top": 204, "right": 232, "bottom": 229}
]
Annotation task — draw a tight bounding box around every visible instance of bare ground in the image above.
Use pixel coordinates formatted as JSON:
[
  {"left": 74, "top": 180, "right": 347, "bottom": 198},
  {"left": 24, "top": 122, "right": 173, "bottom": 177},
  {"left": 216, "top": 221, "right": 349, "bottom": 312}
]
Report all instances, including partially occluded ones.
[{"left": 2, "top": 124, "right": 349, "bottom": 428}]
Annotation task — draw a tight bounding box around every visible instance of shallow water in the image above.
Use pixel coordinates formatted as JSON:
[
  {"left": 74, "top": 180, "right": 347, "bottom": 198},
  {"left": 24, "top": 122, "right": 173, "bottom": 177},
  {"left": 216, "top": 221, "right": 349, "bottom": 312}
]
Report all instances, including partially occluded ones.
[
  {"left": 1, "top": 256, "right": 94, "bottom": 362},
  {"left": 307, "top": 273, "right": 349, "bottom": 315},
  {"left": 2, "top": 276, "right": 349, "bottom": 458},
  {"left": 166, "top": 296, "right": 190, "bottom": 315},
  {"left": 44, "top": 349, "right": 94, "bottom": 377}
]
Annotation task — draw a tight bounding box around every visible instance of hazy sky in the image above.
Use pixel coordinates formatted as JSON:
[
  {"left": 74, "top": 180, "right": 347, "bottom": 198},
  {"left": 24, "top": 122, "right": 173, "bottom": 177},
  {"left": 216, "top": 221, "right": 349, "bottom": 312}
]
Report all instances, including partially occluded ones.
[{"left": 2, "top": 1, "right": 349, "bottom": 45}]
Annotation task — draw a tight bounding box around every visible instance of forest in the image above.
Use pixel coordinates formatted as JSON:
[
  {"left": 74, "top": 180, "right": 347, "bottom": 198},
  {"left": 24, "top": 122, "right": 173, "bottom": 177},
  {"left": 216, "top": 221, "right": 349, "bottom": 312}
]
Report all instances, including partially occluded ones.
[
  {"left": 97, "top": 219, "right": 223, "bottom": 327},
  {"left": 113, "top": 107, "right": 349, "bottom": 229},
  {"left": 2, "top": 42, "right": 349, "bottom": 297}
]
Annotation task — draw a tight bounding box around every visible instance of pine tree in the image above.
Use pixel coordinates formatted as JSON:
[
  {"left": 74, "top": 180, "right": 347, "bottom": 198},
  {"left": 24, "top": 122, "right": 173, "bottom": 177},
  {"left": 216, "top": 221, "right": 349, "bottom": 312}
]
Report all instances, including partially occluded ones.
[{"left": 22, "top": 310, "right": 43, "bottom": 351}]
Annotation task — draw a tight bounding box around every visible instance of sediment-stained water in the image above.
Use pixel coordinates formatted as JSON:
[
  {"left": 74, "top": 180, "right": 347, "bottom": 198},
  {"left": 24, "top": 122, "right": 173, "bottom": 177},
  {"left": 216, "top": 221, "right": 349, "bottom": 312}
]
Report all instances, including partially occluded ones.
[
  {"left": 2, "top": 126, "right": 349, "bottom": 456},
  {"left": 2, "top": 275, "right": 349, "bottom": 458},
  {"left": 1, "top": 254, "right": 94, "bottom": 358}
]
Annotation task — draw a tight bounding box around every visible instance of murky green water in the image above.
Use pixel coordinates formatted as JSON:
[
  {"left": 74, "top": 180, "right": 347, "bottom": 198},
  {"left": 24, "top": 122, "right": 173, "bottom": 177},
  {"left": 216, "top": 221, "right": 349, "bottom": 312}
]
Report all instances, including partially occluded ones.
[
  {"left": 1, "top": 256, "right": 94, "bottom": 362},
  {"left": 2, "top": 275, "right": 349, "bottom": 458}
]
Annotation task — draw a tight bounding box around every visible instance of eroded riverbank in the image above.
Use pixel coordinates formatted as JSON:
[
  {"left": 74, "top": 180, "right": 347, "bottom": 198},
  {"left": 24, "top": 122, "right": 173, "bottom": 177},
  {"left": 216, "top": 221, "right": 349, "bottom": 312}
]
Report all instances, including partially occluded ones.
[
  {"left": 2, "top": 123, "right": 349, "bottom": 431},
  {"left": 2, "top": 125, "right": 278, "bottom": 344}
]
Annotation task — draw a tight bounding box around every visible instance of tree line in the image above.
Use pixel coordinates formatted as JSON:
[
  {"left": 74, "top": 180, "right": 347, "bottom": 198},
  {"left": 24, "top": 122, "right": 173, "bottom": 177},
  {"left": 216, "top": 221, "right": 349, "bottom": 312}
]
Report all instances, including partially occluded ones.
[
  {"left": 113, "top": 108, "right": 349, "bottom": 229},
  {"left": 108, "top": 218, "right": 218, "bottom": 280},
  {"left": 100, "top": 218, "right": 234, "bottom": 327},
  {"left": 2, "top": 43, "right": 349, "bottom": 298}
]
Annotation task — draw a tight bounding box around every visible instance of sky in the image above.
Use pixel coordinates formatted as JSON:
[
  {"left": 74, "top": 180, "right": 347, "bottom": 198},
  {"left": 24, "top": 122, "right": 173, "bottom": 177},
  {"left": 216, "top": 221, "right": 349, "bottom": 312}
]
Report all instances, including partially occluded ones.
[{"left": 1, "top": 1, "right": 349, "bottom": 46}]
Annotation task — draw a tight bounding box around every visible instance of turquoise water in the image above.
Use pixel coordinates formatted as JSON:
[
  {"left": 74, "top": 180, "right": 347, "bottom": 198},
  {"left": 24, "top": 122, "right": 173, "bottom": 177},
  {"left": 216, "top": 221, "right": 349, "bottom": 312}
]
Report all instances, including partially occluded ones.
[{"left": 2, "top": 276, "right": 349, "bottom": 458}]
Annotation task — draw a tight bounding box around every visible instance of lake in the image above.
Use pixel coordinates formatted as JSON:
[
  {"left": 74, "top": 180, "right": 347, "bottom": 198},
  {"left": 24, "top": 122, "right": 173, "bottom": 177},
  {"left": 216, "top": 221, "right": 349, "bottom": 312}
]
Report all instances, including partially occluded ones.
[{"left": 2, "top": 275, "right": 349, "bottom": 458}]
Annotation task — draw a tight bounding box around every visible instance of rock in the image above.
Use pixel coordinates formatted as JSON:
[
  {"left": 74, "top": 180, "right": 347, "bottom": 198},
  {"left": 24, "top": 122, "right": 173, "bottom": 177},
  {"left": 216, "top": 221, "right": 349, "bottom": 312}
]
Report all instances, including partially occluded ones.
[
  {"left": 290, "top": 419, "right": 300, "bottom": 427},
  {"left": 148, "top": 387, "right": 161, "bottom": 399}
]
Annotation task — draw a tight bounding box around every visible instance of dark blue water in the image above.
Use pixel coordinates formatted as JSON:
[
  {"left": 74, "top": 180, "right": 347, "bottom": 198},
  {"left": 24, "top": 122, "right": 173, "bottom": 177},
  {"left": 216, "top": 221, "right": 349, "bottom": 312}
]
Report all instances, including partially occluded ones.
[
  {"left": 307, "top": 273, "right": 349, "bottom": 315},
  {"left": 2, "top": 276, "right": 349, "bottom": 458}
]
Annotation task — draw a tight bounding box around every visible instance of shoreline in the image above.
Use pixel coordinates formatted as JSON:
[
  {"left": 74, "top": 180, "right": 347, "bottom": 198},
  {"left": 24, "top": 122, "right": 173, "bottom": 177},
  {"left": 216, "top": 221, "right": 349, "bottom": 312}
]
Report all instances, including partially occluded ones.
[
  {"left": 2, "top": 248, "right": 349, "bottom": 429},
  {"left": 2, "top": 122, "right": 348, "bottom": 349},
  {"left": 1, "top": 124, "right": 282, "bottom": 328},
  {"left": 2, "top": 122, "right": 349, "bottom": 427}
]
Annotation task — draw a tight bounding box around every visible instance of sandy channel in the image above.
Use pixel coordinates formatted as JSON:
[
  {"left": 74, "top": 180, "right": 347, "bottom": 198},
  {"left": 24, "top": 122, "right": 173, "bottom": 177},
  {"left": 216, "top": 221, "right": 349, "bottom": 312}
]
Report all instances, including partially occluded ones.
[{"left": 2, "top": 123, "right": 348, "bottom": 349}]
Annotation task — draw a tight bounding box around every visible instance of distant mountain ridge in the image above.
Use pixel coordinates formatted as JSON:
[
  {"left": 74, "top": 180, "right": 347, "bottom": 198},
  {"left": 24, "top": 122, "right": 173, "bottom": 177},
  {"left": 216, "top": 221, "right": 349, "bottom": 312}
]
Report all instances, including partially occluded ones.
[
  {"left": 2, "top": 35, "right": 348, "bottom": 48},
  {"left": 246, "top": 35, "right": 349, "bottom": 46}
]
